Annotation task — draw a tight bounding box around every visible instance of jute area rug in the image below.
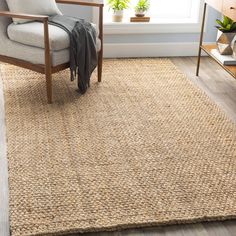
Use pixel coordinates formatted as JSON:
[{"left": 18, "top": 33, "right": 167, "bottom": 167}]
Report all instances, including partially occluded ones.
[{"left": 1, "top": 59, "right": 236, "bottom": 236}]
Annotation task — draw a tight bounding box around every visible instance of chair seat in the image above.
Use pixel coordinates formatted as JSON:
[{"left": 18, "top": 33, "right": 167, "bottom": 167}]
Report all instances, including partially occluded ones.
[{"left": 7, "top": 21, "right": 100, "bottom": 51}]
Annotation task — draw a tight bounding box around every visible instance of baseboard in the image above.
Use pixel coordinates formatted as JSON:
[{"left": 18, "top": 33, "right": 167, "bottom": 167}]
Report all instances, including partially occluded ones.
[{"left": 104, "top": 42, "right": 212, "bottom": 58}]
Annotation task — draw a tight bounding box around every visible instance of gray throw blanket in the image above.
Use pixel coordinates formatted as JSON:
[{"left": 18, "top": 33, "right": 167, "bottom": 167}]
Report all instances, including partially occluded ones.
[{"left": 49, "top": 15, "right": 98, "bottom": 94}]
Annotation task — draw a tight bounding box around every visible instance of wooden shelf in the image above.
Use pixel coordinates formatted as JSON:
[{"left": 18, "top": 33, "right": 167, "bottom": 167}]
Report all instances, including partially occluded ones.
[
  {"left": 197, "top": 2, "right": 236, "bottom": 80},
  {"left": 201, "top": 44, "right": 236, "bottom": 78}
]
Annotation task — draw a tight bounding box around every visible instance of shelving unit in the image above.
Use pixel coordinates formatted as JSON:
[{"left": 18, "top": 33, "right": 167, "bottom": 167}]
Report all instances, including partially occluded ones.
[{"left": 196, "top": 0, "right": 236, "bottom": 79}]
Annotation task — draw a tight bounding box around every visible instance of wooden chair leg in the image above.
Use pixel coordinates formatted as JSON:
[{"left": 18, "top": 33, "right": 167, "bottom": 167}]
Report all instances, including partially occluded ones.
[
  {"left": 97, "top": 51, "right": 103, "bottom": 83},
  {"left": 45, "top": 71, "right": 52, "bottom": 104}
]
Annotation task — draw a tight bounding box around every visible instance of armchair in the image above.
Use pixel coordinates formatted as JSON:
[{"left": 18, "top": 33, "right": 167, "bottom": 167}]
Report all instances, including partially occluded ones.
[{"left": 0, "top": 0, "right": 104, "bottom": 104}]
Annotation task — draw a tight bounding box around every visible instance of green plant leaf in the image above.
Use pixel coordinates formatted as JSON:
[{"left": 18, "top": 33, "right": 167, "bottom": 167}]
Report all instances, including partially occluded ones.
[
  {"left": 216, "top": 16, "right": 236, "bottom": 32},
  {"left": 232, "top": 22, "right": 236, "bottom": 31},
  {"left": 107, "top": 0, "right": 131, "bottom": 11},
  {"left": 216, "top": 19, "right": 224, "bottom": 28},
  {"left": 223, "top": 16, "right": 230, "bottom": 27},
  {"left": 226, "top": 24, "right": 231, "bottom": 30},
  {"left": 135, "top": 0, "right": 150, "bottom": 12}
]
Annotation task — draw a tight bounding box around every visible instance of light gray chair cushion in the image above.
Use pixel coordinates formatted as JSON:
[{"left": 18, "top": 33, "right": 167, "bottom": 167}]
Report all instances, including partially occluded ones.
[
  {"left": 7, "top": 21, "right": 101, "bottom": 51},
  {"left": 2, "top": 39, "right": 70, "bottom": 66},
  {"left": 8, "top": 22, "right": 69, "bottom": 51}
]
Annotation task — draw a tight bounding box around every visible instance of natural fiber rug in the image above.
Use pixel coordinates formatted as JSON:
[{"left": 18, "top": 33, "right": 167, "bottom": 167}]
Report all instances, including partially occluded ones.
[{"left": 1, "top": 59, "right": 236, "bottom": 236}]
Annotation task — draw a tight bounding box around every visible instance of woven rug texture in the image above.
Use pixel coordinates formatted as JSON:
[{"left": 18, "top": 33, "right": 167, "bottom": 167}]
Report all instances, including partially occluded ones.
[{"left": 1, "top": 59, "right": 236, "bottom": 236}]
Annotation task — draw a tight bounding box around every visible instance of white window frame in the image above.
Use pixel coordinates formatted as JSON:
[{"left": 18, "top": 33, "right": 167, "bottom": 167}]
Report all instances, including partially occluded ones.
[{"left": 93, "top": 0, "right": 205, "bottom": 34}]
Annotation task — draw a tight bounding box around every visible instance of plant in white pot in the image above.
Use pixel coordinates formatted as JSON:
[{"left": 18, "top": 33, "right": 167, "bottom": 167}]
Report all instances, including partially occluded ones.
[
  {"left": 135, "top": 0, "right": 150, "bottom": 17},
  {"left": 216, "top": 16, "right": 236, "bottom": 55},
  {"left": 107, "top": 0, "right": 130, "bottom": 22}
]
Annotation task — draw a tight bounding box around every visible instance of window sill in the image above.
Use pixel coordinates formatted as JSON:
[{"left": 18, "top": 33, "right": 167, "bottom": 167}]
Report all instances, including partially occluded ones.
[{"left": 104, "top": 21, "right": 202, "bottom": 35}]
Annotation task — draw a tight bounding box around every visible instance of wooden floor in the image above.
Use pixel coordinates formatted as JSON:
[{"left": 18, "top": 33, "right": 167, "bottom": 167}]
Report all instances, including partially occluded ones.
[{"left": 1, "top": 57, "right": 236, "bottom": 236}]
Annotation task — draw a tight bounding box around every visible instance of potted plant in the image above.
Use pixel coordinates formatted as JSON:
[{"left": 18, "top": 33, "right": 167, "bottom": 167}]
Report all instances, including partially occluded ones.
[
  {"left": 216, "top": 16, "right": 236, "bottom": 55},
  {"left": 135, "top": 0, "right": 150, "bottom": 17},
  {"left": 107, "top": 0, "right": 130, "bottom": 22}
]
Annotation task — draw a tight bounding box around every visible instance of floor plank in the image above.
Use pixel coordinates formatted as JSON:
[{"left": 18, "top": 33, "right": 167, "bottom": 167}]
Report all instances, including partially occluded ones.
[{"left": 0, "top": 57, "right": 236, "bottom": 236}]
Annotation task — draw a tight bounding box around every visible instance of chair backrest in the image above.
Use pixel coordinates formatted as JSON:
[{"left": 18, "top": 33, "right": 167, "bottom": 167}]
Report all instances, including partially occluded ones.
[{"left": 0, "top": 0, "right": 12, "bottom": 42}]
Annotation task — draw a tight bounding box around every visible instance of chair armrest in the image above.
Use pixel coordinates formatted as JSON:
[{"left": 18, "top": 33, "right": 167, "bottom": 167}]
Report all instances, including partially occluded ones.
[
  {"left": 0, "top": 11, "right": 51, "bottom": 70},
  {"left": 56, "top": 0, "right": 104, "bottom": 7},
  {"left": 0, "top": 11, "right": 49, "bottom": 22}
]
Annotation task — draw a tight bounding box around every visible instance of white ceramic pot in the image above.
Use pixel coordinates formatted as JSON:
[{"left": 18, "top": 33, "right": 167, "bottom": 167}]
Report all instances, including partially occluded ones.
[
  {"left": 112, "top": 10, "right": 124, "bottom": 22},
  {"left": 135, "top": 10, "right": 146, "bottom": 17}
]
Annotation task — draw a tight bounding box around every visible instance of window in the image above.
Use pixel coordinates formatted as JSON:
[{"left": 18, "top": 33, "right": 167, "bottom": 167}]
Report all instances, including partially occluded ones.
[
  {"left": 94, "top": 0, "right": 204, "bottom": 34},
  {"left": 104, "top": 0, "right": 202, "bottom": 23}
]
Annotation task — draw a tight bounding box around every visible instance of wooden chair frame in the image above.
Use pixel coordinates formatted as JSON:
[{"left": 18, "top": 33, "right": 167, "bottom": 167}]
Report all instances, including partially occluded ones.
[{"left": 0, "top": 0, "right": 104, "bottom": 104}]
